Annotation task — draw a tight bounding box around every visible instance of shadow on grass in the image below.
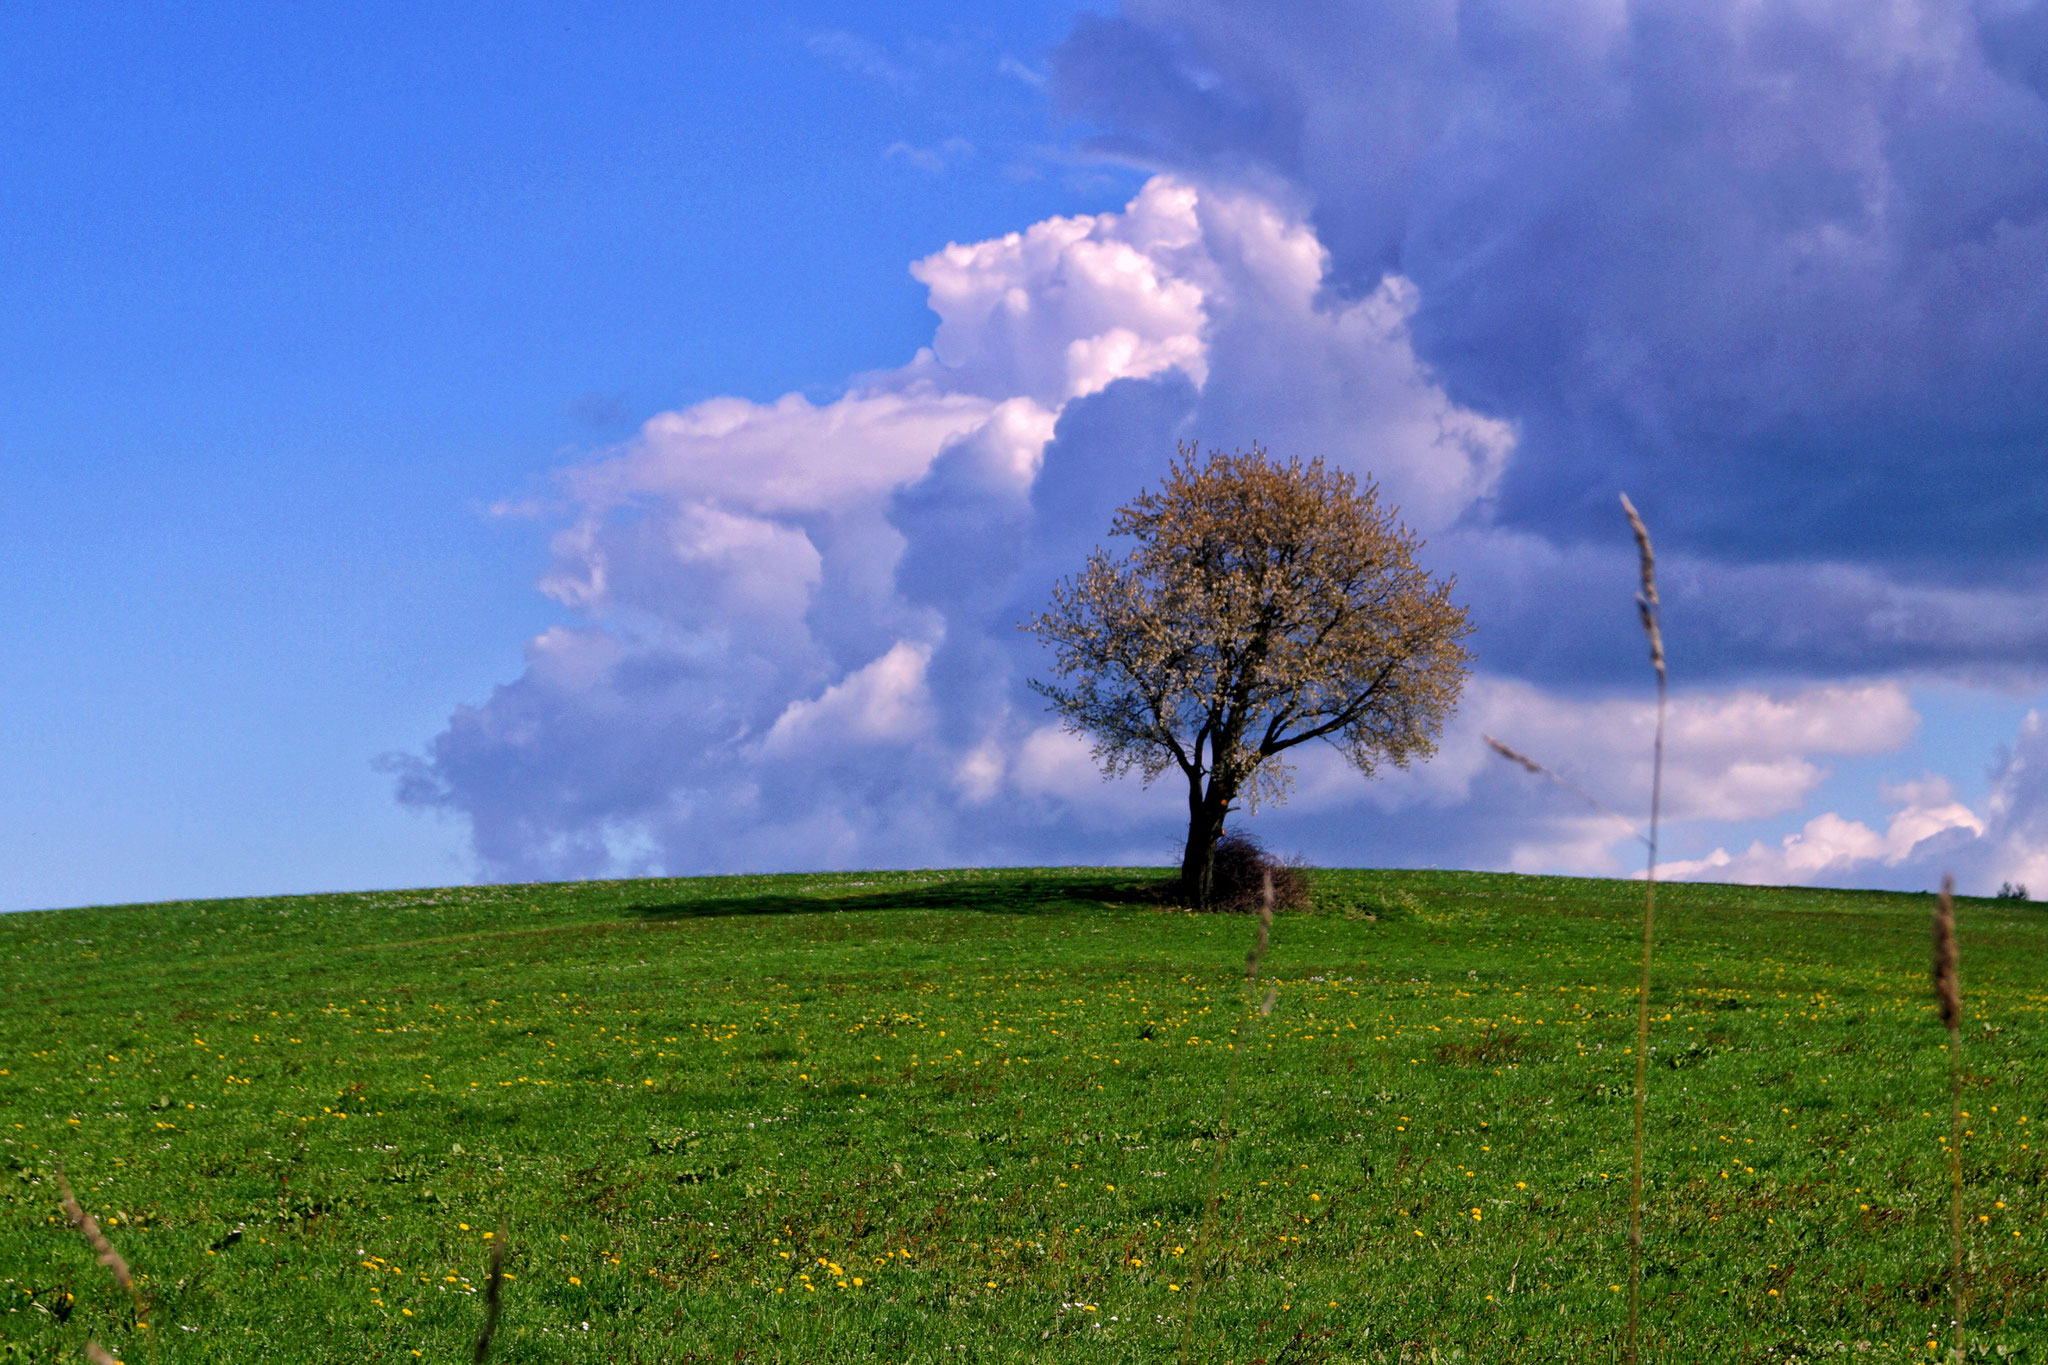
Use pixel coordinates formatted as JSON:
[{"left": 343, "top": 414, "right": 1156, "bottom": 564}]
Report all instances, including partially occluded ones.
[{"left": 629, "top": 875, "right": 1171, "bottom": 921}]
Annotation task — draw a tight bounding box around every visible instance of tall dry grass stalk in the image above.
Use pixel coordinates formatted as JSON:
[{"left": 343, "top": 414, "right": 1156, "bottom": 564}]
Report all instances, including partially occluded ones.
[
  {"left": 1479, "top": 495, "right": 1667, "bottom": 1360},
  {"left": 472, "top": 1227, "right": 508, "bottom": 1363},
  {"left": 1481, "top": 735, "right": 1648, "bottom": 845},
  {"left": 1177, "top": 873, "right": 1279, "bottom": 1363},
  {"left": 56, "top": 1162, "right": 152, "bottom": 1365},
  {"left": 1933, "top": 876, "right": 1966, "bottom": 1359},
  {"left": 1620, "top": 493, "right": 1666, "bottom": 1365}
]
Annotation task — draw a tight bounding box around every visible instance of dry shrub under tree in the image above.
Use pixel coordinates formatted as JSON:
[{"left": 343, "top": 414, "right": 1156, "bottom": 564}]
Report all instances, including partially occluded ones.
[{"left": 1205, "top": 830, "right": 1310, "bottom": 913}]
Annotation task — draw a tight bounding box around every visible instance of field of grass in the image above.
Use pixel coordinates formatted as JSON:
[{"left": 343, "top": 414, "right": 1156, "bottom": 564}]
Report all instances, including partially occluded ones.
[{"left": 2, "top": 867, "right": 2045, "bottom": 1362}]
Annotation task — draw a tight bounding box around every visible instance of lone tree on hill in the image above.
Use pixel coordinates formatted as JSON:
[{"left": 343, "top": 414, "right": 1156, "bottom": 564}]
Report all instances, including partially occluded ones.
[{"left": 1027, "top": 443, "right": 1473, "bottom": 909}]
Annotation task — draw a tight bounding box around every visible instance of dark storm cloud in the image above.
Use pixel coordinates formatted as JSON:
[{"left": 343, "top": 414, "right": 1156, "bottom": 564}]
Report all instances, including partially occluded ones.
[{"left": 1055, "top": 0, "right": 2048, "bottom": 564}]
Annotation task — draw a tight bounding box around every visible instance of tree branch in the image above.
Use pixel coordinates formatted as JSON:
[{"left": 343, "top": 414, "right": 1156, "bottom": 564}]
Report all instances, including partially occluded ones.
[{"left": 1262, "top": 653, "right": 1408, "bottom": 754}]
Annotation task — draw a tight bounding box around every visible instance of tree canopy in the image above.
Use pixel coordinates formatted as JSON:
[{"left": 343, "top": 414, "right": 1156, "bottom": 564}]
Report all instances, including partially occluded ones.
[{"left": 1027, "top": 444, "right": 1473, "bottom": 907}]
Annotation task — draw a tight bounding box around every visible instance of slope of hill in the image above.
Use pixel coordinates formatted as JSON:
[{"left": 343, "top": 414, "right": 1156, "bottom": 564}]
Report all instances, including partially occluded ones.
[{"left": 2, "top": 868, "right": 2044, "bottom": 1361}]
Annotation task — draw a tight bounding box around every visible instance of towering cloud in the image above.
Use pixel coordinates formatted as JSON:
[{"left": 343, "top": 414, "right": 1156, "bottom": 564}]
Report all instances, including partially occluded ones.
[{"left": 395, "top": 178, "right": 1524, "bottom": 878}]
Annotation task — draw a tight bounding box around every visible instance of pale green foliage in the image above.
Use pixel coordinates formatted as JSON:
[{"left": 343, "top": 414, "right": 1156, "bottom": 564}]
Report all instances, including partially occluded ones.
[{"left": 1027, "top": 444, "right": 1473, "bottom": 812}]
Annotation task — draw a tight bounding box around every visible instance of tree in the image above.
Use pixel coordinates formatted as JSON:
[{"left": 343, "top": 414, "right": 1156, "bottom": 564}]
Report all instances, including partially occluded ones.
[{"left": 1027, "top": 444, "right": 1473, "bottom": 909}]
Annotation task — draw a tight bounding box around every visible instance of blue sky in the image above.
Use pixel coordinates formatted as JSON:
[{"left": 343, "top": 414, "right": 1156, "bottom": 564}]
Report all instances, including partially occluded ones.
[
  {"left": 7, "top": 0, "right": 2048, "bottom": 912},
  {"left": 0, "top": 2, "right": 1132, "bottom": 910}
]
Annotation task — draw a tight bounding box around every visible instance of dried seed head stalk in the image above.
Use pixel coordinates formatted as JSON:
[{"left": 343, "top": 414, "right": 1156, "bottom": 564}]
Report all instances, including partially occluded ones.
[
  {"left": 1617, "top": 494, "right": 1666, "bottom": 1365},
  {"left": 1244, "top": 874, "right": 1274, "bottom": 982},
  {"left": 1620, "top": 494, "right": 1665, "bottom": 681},
  {"left": 1933, "top": 873, "right": 1967, "bottom": 1358},
  {"left": 1483, "top": 734, "right": 1543, "bottom": 776},
  {"left": 1483, "top": 734, "right": 1648, "bottom": 844},
  {"left": 56, "top": 1164, "right": 144, "bottom": 1319},
  {"left": 1933, "top": 876, "right": 1962, "bottom": 1032},
  {"left": 471, "top": 1227, "right": 508, "bottom": 1363}
]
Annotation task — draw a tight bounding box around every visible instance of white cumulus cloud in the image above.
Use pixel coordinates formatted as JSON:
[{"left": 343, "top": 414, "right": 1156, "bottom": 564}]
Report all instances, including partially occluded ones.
[
  {"left": 1660, "top": 777, "right": 1984, "bottom": 886},
  {"left": 761, "top": 641, "right": 937, "bottom": 756},
  {"left": 398, "top": 175, "right": 1535, "bottom": 878}
]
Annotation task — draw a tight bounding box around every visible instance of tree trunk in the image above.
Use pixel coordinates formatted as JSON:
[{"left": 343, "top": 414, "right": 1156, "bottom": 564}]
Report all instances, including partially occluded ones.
[{"left": 1178, "top": 780, "right": 1232, "bottom": 909}]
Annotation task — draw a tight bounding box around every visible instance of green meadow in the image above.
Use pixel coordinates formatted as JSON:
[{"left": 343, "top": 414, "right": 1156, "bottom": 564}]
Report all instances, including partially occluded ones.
[{"left": 2, "top": 868, "right": 2045, "bottom": 1362}]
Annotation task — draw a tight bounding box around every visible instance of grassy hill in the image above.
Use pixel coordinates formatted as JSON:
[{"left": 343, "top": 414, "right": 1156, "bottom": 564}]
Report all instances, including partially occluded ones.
[{"left": 1, "top": 868, "right": 2044, "bottom": 1362}]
